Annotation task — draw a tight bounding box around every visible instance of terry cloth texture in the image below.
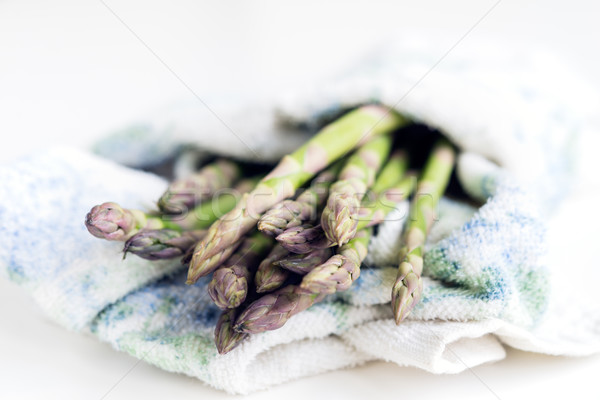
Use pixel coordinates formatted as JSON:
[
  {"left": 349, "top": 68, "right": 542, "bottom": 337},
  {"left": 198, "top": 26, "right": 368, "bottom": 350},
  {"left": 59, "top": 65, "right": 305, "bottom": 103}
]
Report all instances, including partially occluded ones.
[{"left": 1, "top": 40, "right": 599, "bottom": 394}]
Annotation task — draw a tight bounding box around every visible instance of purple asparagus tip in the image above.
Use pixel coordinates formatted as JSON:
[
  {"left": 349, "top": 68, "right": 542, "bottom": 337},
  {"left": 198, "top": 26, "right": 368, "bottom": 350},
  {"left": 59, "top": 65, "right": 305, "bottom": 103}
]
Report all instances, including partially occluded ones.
[
  {"left": 214, "top": 309, "right": 248, "bottom": 354},
  {"left": 85, "top": 202, "right": 136, "bottom": 241}
]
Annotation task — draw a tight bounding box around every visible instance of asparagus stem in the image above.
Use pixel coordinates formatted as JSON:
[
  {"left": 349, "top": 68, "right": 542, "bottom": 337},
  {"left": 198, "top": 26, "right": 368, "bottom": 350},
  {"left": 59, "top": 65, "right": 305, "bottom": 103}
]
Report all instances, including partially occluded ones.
[
  {"left": 370, "top": 149, "right": 409, "bottom": 194},
  {"left": 356, "top": 174, "right": 415, "bottom": 230},
  {"left": 171, "top": 176, "right": 260, "bottom": 230},
  {"left": 158, "top": 158, "right": 241, "bottom": 214},
  {"left": 391, "top": 139, "right": 456, "bottom": 324}
]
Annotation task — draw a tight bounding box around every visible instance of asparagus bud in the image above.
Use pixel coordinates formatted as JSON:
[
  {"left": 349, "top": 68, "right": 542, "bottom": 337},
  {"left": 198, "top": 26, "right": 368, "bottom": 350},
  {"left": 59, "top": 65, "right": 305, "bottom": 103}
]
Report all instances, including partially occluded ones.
[
  {"left": 275, "top": 224, "right": 330, "bottom": 254},
  {"left": 214, "top": 308, "right": 248, "bottom": 354},
  {"left": 255, "top": 245, "right": 290, "bottom": 293},
  {"left": 392, "top": 139, "right": 456, "bottom": 323},
  {"left": 275, "top": 247, "right": 333, "bottom": 275},
  {"left": 207, "top": 233, "right": 273, "bottom": 309},
  {"left": 234, "top": 285, "right": 326, "bottom": 334},
  {"left": 300, "top": 229, "right": 371, "bottom": 294}
]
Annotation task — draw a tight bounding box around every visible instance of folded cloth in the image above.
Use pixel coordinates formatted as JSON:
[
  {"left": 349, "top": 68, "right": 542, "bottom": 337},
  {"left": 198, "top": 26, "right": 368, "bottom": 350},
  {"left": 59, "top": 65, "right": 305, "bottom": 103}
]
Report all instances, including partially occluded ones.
[{"left": 2, "top": 40, "right": 599, "bottom": 394}]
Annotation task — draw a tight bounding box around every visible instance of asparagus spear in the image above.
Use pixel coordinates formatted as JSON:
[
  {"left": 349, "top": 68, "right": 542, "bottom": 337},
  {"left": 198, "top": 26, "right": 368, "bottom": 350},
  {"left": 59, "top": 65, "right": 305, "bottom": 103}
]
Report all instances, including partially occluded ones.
[
  {"left": 299, "top": 228, "right": 371, "bottom": 294},
  {"left": 214, "top": 308, "right": 248, "bottom": 354},
  {"left": 321, "top": 135, "right": 393, "bottom": 247},
  {"left": 123, "top": 229, "right": 206, "bottom": 261},
  {"left": 257, "top": 161, "right": 342, "bottom": 236},
  {"left": 207, "top": 233, "right": 274, "bottom": 309},
  {"left": 391, "top": 139, "right": 456, "bottom": 324},
  {"left": 87, "top": 177, "right": 257, "bottom": 243},
  {"left": 275, "top": 247, "right": 333, "bottom": 274},
  {"left": 234, "top": 284, "right": 327, "bottom": 334},
  {"left": 254, "top": 245, "right": 291, "bottom": 293},
  {"left": 85, "top": 202, "right": 180, "bottom": 241},
  {"left": 187, "top": 105, "right": 406, "bottom": 284},
  {"left": 158, "top": 158, "right": 241, "bottom": 214}
]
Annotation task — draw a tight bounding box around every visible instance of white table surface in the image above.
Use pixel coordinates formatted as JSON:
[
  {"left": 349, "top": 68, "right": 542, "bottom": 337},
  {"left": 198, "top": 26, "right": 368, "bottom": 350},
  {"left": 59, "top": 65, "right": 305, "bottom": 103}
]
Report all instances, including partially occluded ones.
[{"left": 1, "top": 1, "right": 599, "bottom": 399}]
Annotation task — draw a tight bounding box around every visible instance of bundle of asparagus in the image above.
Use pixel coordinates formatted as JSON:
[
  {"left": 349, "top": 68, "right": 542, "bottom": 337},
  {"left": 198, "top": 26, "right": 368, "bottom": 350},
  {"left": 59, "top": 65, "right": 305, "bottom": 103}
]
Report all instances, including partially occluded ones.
[{"left": 84, "top": 104, "right": 457, "bottom": 354}]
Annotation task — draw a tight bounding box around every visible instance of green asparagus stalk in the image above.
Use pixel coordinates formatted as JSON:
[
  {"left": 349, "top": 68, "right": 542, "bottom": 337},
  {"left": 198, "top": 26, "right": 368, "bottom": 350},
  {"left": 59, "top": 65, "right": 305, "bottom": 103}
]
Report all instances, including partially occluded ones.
[
  {"left": 356, "top": 174, "right": 416, "bottom": 229},
  {"left": 370, "top": 150, "right": 409, "bottom": 195},
  {"left": 254, "top": 245, "right": 291, "bottom": 293},
  {"left": 169, "top": 176, "right": 260, "bottom": 230},
  {"left": 214, "top": 308, "right": 248, "bottom": 354},
  {"left": 123, "top": 229, "right": 206, "bottom": 260},
  {"left": 207, "top": 233, "right": 274, "bottom": 309},
  {"left": 234, "top": 285, "right": 327, "bottom": 334},
  {"left": 321, "top": 135, "right": 393, "bottom": 247},
  {"left": 275, "top": 247, "right": 333, "bottom": 274},
  {"left": 158, "top": 158, "right": 241, "bottom": 214},
  {"left": 299, "top": 228, "right": 371, "bottom": 294},
  {"left": 391, "top": 139, "right": 456, "bottom": 324},
  {"left": 257, "top": 161, "right": 342, "bottom": 236},
  {"left": 85, "top": 202, "right": 180, "bottom": 241},
  {"left": 187, "top": 105, "right": 407, "bottom": 284}
]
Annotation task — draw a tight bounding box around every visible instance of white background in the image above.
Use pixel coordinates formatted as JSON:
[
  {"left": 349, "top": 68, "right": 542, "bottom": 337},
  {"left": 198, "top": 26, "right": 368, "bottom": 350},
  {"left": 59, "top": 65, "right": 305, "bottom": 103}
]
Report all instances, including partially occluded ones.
[{"left": 1, "top": 1, "right": 599, "bottom": 399}]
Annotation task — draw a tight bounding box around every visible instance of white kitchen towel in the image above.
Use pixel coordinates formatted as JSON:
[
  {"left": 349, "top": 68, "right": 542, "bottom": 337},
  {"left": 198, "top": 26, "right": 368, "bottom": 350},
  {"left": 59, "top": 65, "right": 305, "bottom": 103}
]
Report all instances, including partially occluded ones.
[{"left": 1, "top": 40, "right": 599, "bottom": 394}]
